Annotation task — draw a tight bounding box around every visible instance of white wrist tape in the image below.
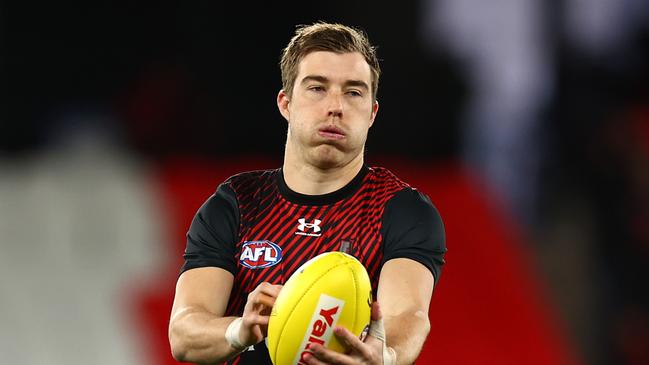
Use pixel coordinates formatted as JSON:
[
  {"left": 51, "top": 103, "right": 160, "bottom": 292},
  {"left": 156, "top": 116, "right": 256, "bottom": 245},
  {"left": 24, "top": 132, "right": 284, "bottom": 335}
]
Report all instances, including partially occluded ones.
[
  {"left": 225, "top": 317, "right": 247, "bottom": 351},
  {"left": 384, "top": 346, "right": 397, "bottom": 365},
  {"left": 369, "top": 317, "right": 397, "bottom": 365}
]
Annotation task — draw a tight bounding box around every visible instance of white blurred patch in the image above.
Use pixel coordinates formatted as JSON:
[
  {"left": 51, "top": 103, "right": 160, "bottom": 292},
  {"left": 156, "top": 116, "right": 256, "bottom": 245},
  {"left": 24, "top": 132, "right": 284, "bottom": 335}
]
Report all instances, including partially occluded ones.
[{"left": 0, "top": 132, "right": 168, "bottom": 364}]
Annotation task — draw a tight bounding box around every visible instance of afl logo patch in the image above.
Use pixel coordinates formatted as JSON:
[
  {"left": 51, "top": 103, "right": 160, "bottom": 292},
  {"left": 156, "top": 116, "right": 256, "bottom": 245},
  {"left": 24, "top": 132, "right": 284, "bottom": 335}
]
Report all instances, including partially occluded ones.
[{"left": 240, "top": 241, "right": 283, "bottom": 269}]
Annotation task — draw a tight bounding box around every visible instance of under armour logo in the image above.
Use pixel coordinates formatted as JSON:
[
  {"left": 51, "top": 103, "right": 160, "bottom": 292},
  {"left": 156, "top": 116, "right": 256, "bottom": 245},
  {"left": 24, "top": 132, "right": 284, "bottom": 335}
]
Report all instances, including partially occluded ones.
[{"left": 297, "top": 218, "right": 321, "bottom": 232}]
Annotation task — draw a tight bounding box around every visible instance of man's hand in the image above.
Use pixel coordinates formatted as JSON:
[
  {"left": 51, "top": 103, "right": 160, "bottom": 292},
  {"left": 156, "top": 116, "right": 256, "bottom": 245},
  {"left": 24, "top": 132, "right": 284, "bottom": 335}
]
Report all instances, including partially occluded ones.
[
  {"left": 303, "top": 302, "right": 395, "bottom": 365},
  {"left": 236, "top": 282, "right": 283, "bottom": 348}
]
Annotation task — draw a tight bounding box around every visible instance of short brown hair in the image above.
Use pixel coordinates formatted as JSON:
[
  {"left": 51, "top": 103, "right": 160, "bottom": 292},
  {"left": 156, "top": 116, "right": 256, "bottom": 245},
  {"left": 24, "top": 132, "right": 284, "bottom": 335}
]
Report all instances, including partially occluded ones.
[{"left": 280, "top": 22, "right": 381, "bottom": 101}]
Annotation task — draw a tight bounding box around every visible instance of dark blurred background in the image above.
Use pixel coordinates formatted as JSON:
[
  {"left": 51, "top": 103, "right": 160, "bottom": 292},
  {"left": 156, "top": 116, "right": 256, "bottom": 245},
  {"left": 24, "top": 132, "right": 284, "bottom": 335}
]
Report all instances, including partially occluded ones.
[{"left": 1, "top": 1, "right": 648, "bottom": 364}]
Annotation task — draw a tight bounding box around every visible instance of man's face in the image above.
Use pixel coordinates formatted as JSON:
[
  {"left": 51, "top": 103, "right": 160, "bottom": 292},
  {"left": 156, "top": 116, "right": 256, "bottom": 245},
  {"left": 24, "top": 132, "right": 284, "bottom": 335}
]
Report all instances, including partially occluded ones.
[{"left": 278, "top": 51, "right": 379, "bottom": 169}]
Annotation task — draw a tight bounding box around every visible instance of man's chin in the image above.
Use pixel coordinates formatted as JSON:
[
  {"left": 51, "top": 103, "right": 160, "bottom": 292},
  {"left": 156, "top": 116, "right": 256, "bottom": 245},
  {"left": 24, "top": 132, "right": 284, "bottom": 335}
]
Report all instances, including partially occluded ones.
[
  {"left": 311, "top": 145, "right": 360, "bottom": 170},
  {"left": 309, "top": 145, "right": 348, "bottom": 169}
]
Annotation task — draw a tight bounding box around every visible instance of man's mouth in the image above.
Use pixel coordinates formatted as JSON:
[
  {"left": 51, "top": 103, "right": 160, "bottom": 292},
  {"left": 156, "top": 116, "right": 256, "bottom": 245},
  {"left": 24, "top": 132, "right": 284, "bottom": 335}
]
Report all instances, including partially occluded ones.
[{"left": 317, "top": 126, "right": 346, "bottom": 140}]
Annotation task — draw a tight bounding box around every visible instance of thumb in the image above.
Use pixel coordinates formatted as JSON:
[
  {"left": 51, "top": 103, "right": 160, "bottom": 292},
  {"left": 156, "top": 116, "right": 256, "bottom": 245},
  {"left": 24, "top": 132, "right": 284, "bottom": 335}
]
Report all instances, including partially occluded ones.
[
  {"left": 368, "top": 301, "right": 386, "bottom": 342},
  {"left": 367, "top": 302, "right": 397, "bottom": 365}
]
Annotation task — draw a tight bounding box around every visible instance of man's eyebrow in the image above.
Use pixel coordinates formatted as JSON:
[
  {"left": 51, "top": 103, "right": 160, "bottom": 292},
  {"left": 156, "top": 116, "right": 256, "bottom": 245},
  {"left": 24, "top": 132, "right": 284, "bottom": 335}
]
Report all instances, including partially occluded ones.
[
  {"left": 301, "top": 75, "right": 329, "bottom": 84},
  {"left": 300, "top": 75, "right": 369, "bottom": 90},
  {"left": 344, "top": 80, "right": 369, "bottom": 90}
]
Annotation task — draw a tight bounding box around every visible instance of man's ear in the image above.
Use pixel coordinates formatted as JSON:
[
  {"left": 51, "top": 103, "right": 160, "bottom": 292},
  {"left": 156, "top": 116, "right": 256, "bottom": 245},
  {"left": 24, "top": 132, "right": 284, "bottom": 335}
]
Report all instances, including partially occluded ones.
[
  {"left": 277, "top": 89, "right": 290, "bottom": 122},
  {"left": 369, "top": 99, "right": 379, "bottom": 128}
]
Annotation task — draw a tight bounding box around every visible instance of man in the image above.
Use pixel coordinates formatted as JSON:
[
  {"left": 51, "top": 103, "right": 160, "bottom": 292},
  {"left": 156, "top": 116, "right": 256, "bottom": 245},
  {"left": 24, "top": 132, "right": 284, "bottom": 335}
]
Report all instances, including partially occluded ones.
[{"left": 169, "top": 22, "right": 446, "bottom": 365}]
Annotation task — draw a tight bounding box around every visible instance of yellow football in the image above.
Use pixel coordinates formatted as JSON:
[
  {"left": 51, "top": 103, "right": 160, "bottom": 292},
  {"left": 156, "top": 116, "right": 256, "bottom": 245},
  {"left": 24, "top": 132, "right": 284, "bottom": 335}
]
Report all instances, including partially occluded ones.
[{"left": 267, "top": 251, "right": 372, "bottom": 365}]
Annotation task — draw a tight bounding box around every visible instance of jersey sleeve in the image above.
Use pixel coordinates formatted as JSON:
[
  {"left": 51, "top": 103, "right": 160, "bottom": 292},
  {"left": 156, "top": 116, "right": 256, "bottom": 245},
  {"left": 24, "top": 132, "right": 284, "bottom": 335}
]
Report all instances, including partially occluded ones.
[
  {"left": 180, "top": 182, "right": 240, "bottom": 275},
  {"left": 381, "top": 188, "right": 447, "bottom": 284}
]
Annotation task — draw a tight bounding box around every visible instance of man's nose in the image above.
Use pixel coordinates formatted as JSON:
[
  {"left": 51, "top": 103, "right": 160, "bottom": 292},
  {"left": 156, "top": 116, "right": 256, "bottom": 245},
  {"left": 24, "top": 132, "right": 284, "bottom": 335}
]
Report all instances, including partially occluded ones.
[{"left": 327, "top": 92, "right": 343, "bottom": 118}]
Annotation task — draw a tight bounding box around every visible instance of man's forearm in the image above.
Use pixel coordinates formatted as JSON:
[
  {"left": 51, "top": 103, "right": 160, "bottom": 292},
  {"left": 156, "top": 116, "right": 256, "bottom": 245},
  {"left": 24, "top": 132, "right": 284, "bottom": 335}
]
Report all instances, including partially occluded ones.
[
  {"left": 384, "top": 309, "right": 431, "bottom": 365},
  {"left": 169, "top": 309, "right": 242, "bottom": 364}
]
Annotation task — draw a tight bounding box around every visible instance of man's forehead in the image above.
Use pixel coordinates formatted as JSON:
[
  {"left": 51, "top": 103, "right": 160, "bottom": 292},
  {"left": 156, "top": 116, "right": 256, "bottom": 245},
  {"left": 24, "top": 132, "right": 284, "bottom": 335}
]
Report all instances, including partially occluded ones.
[{"left": 297, "top": 51, "right": 371, "bottom": 83}]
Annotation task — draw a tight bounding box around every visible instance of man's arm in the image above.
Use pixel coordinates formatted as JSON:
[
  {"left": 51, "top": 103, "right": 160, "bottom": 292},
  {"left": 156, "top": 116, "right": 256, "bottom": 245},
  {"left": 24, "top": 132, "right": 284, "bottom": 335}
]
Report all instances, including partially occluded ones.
[
  {"left": 169, "top": 267, "right": 238, "bottom": 364},
  {"left": 302, "top": 189, "right": 444, "bottom": 365},
  {"left": 169, "top": 267, "right": 282, "bottom": 364},
  {"left": 378, "top": 258, "right": 434, "bottom": 365}
]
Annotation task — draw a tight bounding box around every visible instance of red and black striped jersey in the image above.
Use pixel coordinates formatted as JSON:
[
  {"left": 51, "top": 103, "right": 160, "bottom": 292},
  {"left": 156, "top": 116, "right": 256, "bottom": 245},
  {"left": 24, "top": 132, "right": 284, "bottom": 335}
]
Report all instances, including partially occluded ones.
[{"left": 181, "top": 165, "right": 446, "bottom": 365}]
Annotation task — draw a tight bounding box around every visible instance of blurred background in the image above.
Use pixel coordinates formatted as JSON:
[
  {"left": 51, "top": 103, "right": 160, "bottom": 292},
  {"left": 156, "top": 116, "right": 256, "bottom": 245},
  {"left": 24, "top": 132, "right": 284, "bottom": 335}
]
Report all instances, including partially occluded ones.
[{"left": 1, "top": 1, "right": 648, "bottom": 364}]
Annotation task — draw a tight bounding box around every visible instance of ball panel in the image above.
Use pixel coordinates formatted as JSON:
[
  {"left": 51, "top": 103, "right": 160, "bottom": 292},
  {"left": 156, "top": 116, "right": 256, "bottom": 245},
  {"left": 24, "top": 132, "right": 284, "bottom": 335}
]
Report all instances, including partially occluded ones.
[{"left": 267, "top": 252, "right": 372, "bottom": 365}]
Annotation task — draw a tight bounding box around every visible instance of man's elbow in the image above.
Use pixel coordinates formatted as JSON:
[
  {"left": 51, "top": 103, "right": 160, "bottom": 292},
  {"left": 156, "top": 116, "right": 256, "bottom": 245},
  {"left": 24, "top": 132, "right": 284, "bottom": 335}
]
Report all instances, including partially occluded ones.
[
  {"left": 414, "top": 309, "right": 431, "bottom": 335},
  {"left": 169, "top": 321, "right": 190, "bottom": 362},
  {"left": 170, "top": 342, "right": 188, "bottom": 363},
  {"left": 168, "top": 317, "right": 223, "bottom": 365}
]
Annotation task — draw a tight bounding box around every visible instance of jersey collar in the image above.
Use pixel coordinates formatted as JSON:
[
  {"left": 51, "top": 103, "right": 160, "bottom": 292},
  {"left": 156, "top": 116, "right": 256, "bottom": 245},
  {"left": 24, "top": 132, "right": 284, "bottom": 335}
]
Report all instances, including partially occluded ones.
[{"left": 277, "top": 165, "right": 370, "bottom": 206}]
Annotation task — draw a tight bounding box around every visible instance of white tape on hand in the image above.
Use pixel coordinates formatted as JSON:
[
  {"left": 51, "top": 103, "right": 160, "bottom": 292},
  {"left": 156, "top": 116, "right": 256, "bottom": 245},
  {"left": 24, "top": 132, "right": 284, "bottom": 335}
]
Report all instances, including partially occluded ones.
[
  {"left": 384, "top": 346, "right": 397, "bottom": 365},
  {"left": 368, "top": 317, "right": 396, "bottom": 365},
  {"left": 225, "top": 317, "right": 247, "bottom": 351},
  {"left": 368, "top": 316, "right": 386, "bottom": 342}
]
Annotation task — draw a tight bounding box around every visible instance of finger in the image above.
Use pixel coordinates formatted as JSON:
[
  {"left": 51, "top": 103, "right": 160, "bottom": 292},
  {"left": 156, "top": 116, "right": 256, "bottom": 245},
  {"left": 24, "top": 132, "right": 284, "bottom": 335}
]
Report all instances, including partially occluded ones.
[
  {"left": 254, "top": 292, "right": 276, "bottom": 308},
  {"left": 371, "top": 301, "right": 382, "bottom": 321},
  {"left": 310, "top": 343, "right": 353, "bottom": 365},
  {"left": 260, "top": 324, "right": 269, "bottom": 337},
  {"left": 368, "top": 302, "right": 386, "bottom": 343},
  {"left": 301, "top": 351, "right": 326, "bottom": 365},
  {"left": 244, "top": 312, "right": 270, "bottom": 326},
  {"left": 256, "top": 282, "right": 283, "bottom": 297},
  {"left": 333, "top": 326, "right": 372, "bottom": 358}
]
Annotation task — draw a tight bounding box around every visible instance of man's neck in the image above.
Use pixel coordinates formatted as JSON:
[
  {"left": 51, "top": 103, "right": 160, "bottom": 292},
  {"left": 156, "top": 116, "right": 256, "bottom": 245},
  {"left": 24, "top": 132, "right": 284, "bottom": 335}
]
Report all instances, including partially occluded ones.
[{"left": 282, "top": 154, "right": 365, "bottom": 196}]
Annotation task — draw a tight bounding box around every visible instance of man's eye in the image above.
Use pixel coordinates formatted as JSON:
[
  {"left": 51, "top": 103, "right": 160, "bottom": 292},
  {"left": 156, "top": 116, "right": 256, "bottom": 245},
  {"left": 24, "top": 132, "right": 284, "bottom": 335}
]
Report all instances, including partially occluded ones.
[
  {"left": 347, "top": 90, "right": 362, "bottom": 97},
  {"left": 309, "top": 86, "right": 325, "bottom": 92}
]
